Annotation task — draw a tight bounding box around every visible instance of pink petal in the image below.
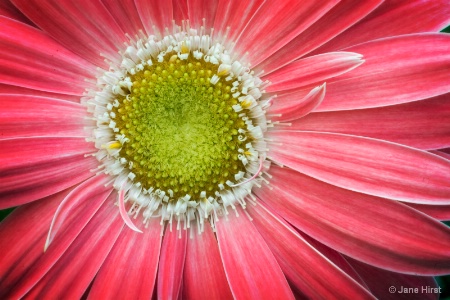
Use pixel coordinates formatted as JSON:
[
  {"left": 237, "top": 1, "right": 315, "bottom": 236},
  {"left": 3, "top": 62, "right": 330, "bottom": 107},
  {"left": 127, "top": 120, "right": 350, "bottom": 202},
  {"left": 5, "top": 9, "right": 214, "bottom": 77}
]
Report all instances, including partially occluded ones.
[
  {"left": 213, "top": 0, "right": 264, "bottom": 43},
  {"left": 187, "top": 0, "right": 219, "bottom": 30},
  {"left": 264, "top": 52, "right": 363, "bottom": 93},
  {"left": 237, "top": 1, "right": 340, "bottom": 66},
  {"left": 102, "top": 0, "right": 143, "bottom": 36},
  {"left": 0, "top": 137, "right": 97, "bottom": 208},
  {"left": 255, "top": 166, "right": 450, "bottom": 275},
  {"left": 268, "top": 131, "right": 450, "bottom": 204},
  {"left": 0, "top": 16, "right": 95, "bottom": 95},
  {"left": 314, "top": 0, "right": 450, "bottom": 54},
  {"left": 183, "top": 224, "right": 233, "bottom": 299},
  {"left": 254, "top": 0, "right": 382, "bottom": 74},
  {"left": 313, "top": 34, "right": 450, "bottom": 111},
  {"left": 269, "top": 84, "right": 325, "bottom": 122},
  {"left": 0, "top": 0, "right": 32, "bottom": 25},
  {"left": 430, "top": 150, "right": 450, "bottom": 161},
  {"left": 23, "top": 199, "right": 123, "bottom": 299},
  {"left": 173, "top": 0, "right": 188, "bottom": 23},
  {"left": 294, "top": 230, "right": 370, "bottom": 290},
  {"left": 44, "top": 175, "right": 112, "bottom": 250},
  {"left": 12, "top": 0, "right": 125, "bottom": 67},
  {"left": 157, "top": 226, "right": 187, "bottom": 300},
  {"left": 215, "top": 207, "right": 294, "bottom": 299},
  {"left": 248, "top": 202, "right": 374, "bottom": 299},
  {"left": 0, "top": 189, "right": 68, "bottom": 298},
  {"left": 0, "top": 95, "right": 87, "bottom": 139},
  {"left": 348, "top": 258, "right": 440, "bottom": 300},
  {"left": 0, "top": 83, "right": 81, "bottom": 101},
  {"left": 287, "top": 94, "right": 450, "bottom": 150},
  {"left": 0, "top": 175, "right": 112, "bottom": 298},
  {"left": 406, "top": 203, "right": 450, "bottom": 221},
  {"left": 135, "top": 0, "right": 173, "bottom": 35},
  {"left": 89, "top": 217, "right": 162, "bottom": 299}
]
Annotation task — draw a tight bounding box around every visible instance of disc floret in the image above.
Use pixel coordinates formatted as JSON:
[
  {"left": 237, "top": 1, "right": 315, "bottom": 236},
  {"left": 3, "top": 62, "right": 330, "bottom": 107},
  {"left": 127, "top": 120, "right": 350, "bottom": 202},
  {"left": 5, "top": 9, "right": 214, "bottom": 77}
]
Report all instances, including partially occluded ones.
[{"left": 84, "top": 25, "right": 270, "bottom": 231}]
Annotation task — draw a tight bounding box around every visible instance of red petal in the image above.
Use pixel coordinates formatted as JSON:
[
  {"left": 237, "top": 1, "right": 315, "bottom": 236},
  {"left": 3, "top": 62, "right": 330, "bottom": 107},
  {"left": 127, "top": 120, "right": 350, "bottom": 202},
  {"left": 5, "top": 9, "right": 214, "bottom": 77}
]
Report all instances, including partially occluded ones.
[
  {"left": 213, "top": 0, "right": 264, "bottom": 43},
  {"left": 248, "top": 202, "right": 374, "bottom": 299},
  {"left": 0, "top": 0, "right": 32, "bottom": 25},
  {"left": 157, "top": 226, "right": 187, "bottom": 300},
  {"left": 0, "top": 95, "right": 87, "bottom": 139},
  {"left": 135, "top": 0, "right": 173, "bottom": 35},
  {"left": 0, "top": 83, "right": 81, "bottom": 102},
  {"left": 269, "top": 84, "right": 325, "bottom": 122},
  {"left": 23, "top": 200, "right": 123, "bottom": 299},
  {"left": 183, "top": 224, "right": 233, "bottom": 299},
  {"left": 236, "top": 0, "right": 339, "bottom": 66},
  {"left": 0, "top": 16, "right": 94, "bottom": 95},
  {"left": 0, "top": 137, "right": 97, "bottom": 208},
  {"left": 255, "top": 166, "right": 450, "bottom": 275},
  {"left": 406, "top": 203, "right": 450, "bottom": 221},
  {"left": 0, "top": 175, "right": 112, "bottom": 299},
  {"left": 268, "top": 131, "right": 450, "bottom": 204},
  {"left": 12, "top": 0, "right": 125, "bottom": 67},
  {"left": 255, "top": 0, "right": 382, "bottom": 74},
  {"left": 216, "top": 207, "right": 294, "bottom": 299},
  {"left": 315, "top": 34, "right": 450, "bottom": 111},
  {"left": 173, "top": 0, "right": 188, "bottom": 24},
  {"left": 187, "top": 0, "right": 219, "bottom": 30},
  {"left": 264, "top": 52, "right": 363, "bottom": 93},
  {"left": 286, "top": 94, "right": 450, "bottom": 150},
  {"left": 102, "top": 0, "right": 143, "bottom": 36},
  {"left": 314, "top": 0, "right": 450, "bottom": 54},
  {"left": 348, "top": 258, "right": 440, "bottom": 300},
  {"left": 89, "top": 217, "right": 162, "bottom": 299}
]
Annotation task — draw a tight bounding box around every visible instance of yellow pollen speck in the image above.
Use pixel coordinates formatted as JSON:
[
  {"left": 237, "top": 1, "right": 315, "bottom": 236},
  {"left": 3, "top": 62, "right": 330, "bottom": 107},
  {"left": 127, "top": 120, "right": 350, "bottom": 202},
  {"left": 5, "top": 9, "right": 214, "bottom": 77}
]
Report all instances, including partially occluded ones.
[
  {"left": 106, "top": 141, "right": 122, "bottom": 149},
  {"left": 181, "top": 42, "right": 189, "bottom": 54}
]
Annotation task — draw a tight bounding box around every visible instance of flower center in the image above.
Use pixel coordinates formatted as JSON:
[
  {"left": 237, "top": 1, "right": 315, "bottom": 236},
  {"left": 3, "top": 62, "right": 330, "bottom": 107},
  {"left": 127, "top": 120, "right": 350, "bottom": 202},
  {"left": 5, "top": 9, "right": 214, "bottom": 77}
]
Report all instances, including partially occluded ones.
[
  {"left": 85, "top": 26, "right": 270, "bottom": 230},
  {"left": 112, "top": 57, "right": 247, "bottom": 199}
]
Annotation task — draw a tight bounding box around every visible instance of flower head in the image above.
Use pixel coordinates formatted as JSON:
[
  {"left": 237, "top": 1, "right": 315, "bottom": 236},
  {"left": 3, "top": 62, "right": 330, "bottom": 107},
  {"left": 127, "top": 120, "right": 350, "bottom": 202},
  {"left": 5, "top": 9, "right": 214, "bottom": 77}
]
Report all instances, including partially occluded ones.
[{"left": 1, "top": 0, "right": 450, "bottom": 299}]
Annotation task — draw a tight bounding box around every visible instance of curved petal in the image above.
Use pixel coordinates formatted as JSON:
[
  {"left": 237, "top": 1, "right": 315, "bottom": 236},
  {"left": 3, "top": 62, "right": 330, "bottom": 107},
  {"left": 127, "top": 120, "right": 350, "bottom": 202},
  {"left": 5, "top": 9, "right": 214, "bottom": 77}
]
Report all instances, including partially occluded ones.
[
  {"left": 215, "top": 207, "right": 294, "bottom": 299},
  {"left": 12, "top": 0, "right": 125, "bottom": 66},
  {"left": 157, "top": 226, "right": 187, "bottom": 300},
  {"left": 183, "top": 223, "right": 233, "bottom": 300},
  {"left": 255, "top": 0, "right": 382, "bottom": 74},
  {"left": 268, "top": 131, "right": 450, "bottom": 204},
  {"left": 347, "top": 258, "right": 440, "bottom": 300},
  {"left": 0, "top": 136, "right": 98, "bottom": 209},
  {"left": 286, "top": 94, "right": 450, "bottom": 150},
  {"left": 102, "top": 0, "right": 143, "bottom": 36},
  {"left": 0, "top": 83, "right": 82, "bottom": 102},
  {"left": 235, "top": 0, "right": 339, "bottom": 66},
  {"left": 0, "top": 16, "right": 95, "bottom": 95},
  {"left": 269, "top": 84, "right": 325, "bottom": 122},
  {"left": 314, "top": 34, "right": 450, "bottom": 111},
  {"left": 405, "top": 203, "right": 450, "bottom": 221},
  {"left": 0, "top": 0, "right": 32, "bottom": 24},
  {"left": 264, "top": 52, "right": 363, "bottom": 93},
  {"left": 213, "top": 0, "right": 264, "bottom": 43},
  {"left": 314, "top": 0, "right": 450, "bottom": 54},
  {"left": 187, "top": 0, "right": 219, "bottom": 30},
  {"left": 255, "top": 166, "right": 450, "bottom": 275},
  {"left": 248, "top": 202, "right": 374, "bottom": 299},
  {"left": 23, "top": 199, "right": 123, "bottom": 299},
  {"left": 0, "top": 95, "right": 87, "bottom": 139},
  {"left": 135, "top": 0, "right": 173, "bottom": 35},
  {"left": 0, "top": 175, "right": 112, "bottom": 299},
  {"left": 89, "top": 217, "right": 162, "bottom": 299}
]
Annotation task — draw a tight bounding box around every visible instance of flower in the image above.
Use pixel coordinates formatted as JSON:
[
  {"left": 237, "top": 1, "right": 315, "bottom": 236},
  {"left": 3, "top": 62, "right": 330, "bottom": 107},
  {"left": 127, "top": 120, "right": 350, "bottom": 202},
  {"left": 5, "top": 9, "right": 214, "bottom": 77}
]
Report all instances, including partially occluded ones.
[{"left": 1, "top": 0, "right": 450, "bottom": 298}]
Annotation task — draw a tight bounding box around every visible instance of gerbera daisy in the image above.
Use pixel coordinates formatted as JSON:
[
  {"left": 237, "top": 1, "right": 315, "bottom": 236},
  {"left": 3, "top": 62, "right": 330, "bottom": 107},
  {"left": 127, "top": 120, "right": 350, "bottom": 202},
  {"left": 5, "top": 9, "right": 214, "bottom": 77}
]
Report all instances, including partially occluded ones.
[{"left": 1, "top": 0, "right": 450, "bottom": 298}]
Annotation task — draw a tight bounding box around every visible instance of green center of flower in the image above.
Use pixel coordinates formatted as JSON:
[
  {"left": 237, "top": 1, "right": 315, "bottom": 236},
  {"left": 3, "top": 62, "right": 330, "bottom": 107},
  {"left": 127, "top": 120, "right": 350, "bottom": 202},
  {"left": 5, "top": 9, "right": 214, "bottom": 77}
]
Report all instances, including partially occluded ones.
[{"left": 112, "top": 56, "right": 247, "bottom": 199}]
